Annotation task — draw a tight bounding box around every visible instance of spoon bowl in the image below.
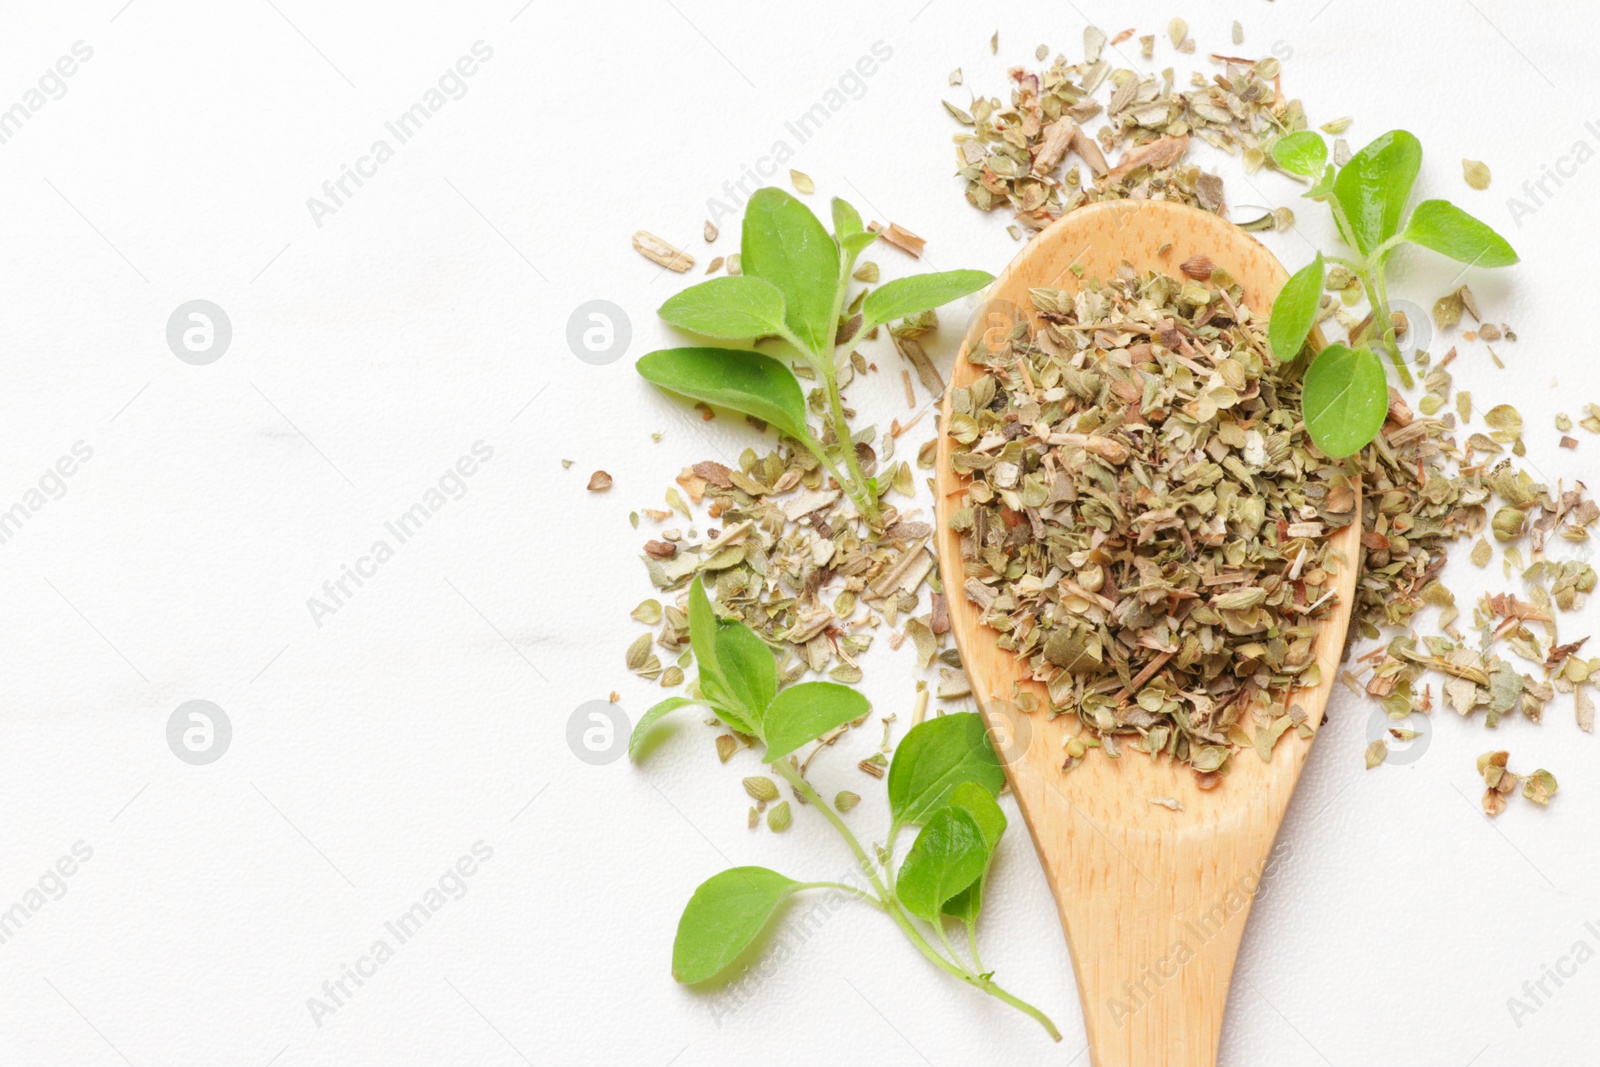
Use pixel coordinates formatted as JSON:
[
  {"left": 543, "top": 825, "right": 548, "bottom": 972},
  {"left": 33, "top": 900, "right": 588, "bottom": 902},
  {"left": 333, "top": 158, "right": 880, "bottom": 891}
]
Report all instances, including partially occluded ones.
[{"left": 934, "top": 199, "right": 1361, "bottom": 1067}]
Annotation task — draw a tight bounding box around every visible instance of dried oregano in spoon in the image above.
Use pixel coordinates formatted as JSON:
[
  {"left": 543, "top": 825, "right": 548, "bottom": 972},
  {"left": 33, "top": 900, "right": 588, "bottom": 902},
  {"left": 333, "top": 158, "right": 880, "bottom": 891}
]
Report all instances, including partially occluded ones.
[{"left": 949, "top": 267, "right": 1359, "bottom": 781}]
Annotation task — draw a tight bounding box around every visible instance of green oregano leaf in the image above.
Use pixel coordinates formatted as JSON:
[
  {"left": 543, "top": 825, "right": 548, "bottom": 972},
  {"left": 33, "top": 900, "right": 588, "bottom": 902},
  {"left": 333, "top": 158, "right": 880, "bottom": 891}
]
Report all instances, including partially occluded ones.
[
  {"left": 628, "top": 696, "right": 715, "bottom": 761},
  {"left": 658, "top": 276, "right": 788, "bottom": 341},
  {"left": 939, "top": 874, "right": 984, "bottom": 927},
  {"left": 741, "top": 188, "right": 839, "bottom": 358},
  {"left": 761, "top": 681, "right": 870, "bottom": 762},
  {"left": 1268, "top": 253, "right": 1324, "bottom": 362},
  {"left": 1333, "top": 129, "right": 1422, "bottom": 255},
  {"left": 1301, "top": 343, "right": 1390, "bottom": 459},
  {"left": 712, "top": 618, "right": 777, "bottom": 727},
  {"left": 887, "top": 712, "right": 1005, "bottom": 828},
  {"left": 861, "top": 270, "right": 994, "bottom": 332},
  {"left": 896, "top": 806, "right": 990, "bottom": 922},
  {"left": 636, "top": 346, "right": 816, "bottom": 446},
  {"left": 672, "top": 867, "right": 801, "bottom": 983},
  {"left": 831, "top": 196, "right": 864, "bottom": 238},
  {"left": 939, "top": 783, "right": 1007, "bottom": 925},
  {"left": 686, "top": 576, "right": 723, "bottom": 690},
  {"left": 1399, "top": 199, "right": 1519, "bottom": 268},
  {"left": 682, "top": 576, "right": 750, "bottom": 728},
  {"left": 1271, "top": 130, "right": 1327, "bottom": 179}
]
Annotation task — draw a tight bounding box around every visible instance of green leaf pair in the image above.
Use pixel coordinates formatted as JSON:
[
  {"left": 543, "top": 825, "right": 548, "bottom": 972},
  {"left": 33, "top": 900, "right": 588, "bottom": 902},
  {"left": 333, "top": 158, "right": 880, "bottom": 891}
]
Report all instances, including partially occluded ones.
[
  {"left": 897, "top": 781, "right": 1006, "bottom": 923},
  {"left": 887, "top": 713, "right": 1008, "bottom": 925},
  {"left": 1332, "top": 129, "right": 1422, "bottom": 256},
  {"left": 1263, "top": 246, "right": 1385, "bottom": 461},
  {"left": 629, "top": 575, "right": 869, "bottom": 762},
  {"left": 1265, "top": 129, "right": 1519, "bottom": 458},
  {"left": 636, "top": 186, "right": 993, "bottom": 523},
  {"left": 743, "top": 185, "right": 843, "bottom": 354}
]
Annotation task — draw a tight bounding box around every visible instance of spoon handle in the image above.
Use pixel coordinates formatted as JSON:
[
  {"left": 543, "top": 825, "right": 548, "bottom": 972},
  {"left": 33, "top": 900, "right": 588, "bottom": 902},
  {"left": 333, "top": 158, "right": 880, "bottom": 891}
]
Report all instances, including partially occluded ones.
[{"left": 1006, "top": 757, "right": 1287, "bottom": 1067}]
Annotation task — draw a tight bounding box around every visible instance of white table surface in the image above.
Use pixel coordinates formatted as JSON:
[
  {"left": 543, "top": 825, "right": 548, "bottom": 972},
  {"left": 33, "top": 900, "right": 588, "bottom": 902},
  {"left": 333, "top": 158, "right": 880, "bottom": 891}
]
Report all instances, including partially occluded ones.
[{"left": 1, "top": 1, "right": 1596, "bottom": 1064}]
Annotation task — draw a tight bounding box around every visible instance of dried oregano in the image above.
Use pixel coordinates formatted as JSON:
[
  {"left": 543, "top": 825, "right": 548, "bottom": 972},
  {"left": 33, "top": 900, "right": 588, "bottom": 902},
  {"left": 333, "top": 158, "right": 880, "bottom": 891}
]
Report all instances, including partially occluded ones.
[
  {"left": 946, "top": 39, "right": 1302, "bottom": 237},
  {"left": 949, "top": 268, "right": 1357, "bottom": 781},
  {"left": 1477, "top": 750, "right": 1557, "bottom": 816}
]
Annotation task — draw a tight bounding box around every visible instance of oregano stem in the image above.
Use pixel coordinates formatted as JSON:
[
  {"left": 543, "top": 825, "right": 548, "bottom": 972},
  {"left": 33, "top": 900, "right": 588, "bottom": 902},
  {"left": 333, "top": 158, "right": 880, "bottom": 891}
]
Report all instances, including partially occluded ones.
[
  {"left": 776, "top": 324, "right": 881, "bottom": 526},
  {"left": 971, "top": 978, "right": 1064, "bottom": 1041},
  {"left": 795, "top": 433, "right": 872, "bottom": 519},
  {"left": 824, "top": 240, "right": 883, "bottom": 526},
  {"left": 818, "top": 361, "right": 882, "bottom": 526},
  {"left": 1361, "top": 263, "right": 1414, "bottom": 389},
  {"left": 1325, "top": 195, "right": 1414, "bottom": 390},
  {"left": 934, "top": 918, "right": 969, "bottom": 969},
  {"left": 966, "top": 923, "right": 986, "bottom": 975},
  {"left": 888, "top": 901, "right": 1060, "bottom": 1039},
  {"left": 772, "top": 759, "right": 889, "bottom": 899},
  {"left": 798, "top": 881, "right": 883, "bottom": 907},
  {"left": 915, "top": 914, "right": 1061, "bottom": 1042}
]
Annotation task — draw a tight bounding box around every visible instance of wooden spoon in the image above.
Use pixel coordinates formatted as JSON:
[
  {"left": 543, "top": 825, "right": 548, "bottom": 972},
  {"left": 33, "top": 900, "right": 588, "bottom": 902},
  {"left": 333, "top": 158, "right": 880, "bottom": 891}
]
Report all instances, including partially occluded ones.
[{"left": 933, "top": 199, "right": 1361, "bottom": 1067}]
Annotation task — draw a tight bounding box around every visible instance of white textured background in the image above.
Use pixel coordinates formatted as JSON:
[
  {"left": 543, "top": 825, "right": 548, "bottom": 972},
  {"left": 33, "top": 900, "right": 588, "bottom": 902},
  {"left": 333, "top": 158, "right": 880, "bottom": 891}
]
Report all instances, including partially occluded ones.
[{"left": 0, "top": 1, "right": 1596, "bottom": 1065}]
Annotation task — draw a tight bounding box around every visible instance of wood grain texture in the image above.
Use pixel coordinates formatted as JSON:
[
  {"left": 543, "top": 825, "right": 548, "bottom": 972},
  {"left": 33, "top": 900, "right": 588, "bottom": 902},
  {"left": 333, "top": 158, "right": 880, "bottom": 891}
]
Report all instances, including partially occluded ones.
[{"left": 933, "top": 200, "right": 1361, "bottom": 1066}]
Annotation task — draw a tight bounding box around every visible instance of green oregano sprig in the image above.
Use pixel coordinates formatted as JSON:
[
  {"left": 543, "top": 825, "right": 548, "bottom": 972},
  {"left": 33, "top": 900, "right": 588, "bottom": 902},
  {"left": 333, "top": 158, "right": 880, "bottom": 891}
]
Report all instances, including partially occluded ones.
[
  {"left": 671, "top": 710, "right": 1060, "bottom": 1041},
  {"left": 630, "top": 579, "right": 1059, "bottom": 1039},
  {"left": 636, "top": 187, "right": 993, "bottom": 526},
  {"left": 1266, "top": 129, "right": 1519, "bottom": 458}
]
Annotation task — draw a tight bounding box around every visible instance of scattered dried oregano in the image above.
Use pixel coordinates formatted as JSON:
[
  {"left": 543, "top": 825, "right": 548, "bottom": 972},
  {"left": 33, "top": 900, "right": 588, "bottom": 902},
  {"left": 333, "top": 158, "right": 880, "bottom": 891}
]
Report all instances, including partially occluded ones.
[
  {"left": 743, "top": 775, "right": 779, "bottom": 804},
  {"left": 1432, "top": 285, "right": 1478, "bottom": 330},
  {"left": 1471, "top": 538, "right": 1492, "bottom": 567},
  {"left": 1477, "top": 751, "right": 1557, "bottom": 816},
  {"left": 946, "top": 38, "right": 1303, "bottom": 237},
  {"left": 949, "top": 268, "right": 1357, "bottom": 782},
  {"left": 631, "top": 446, "right": 951, "bottom": 684},
  {"left": 1347, "top": 443, "right": 1598, "bottom": 727}
]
